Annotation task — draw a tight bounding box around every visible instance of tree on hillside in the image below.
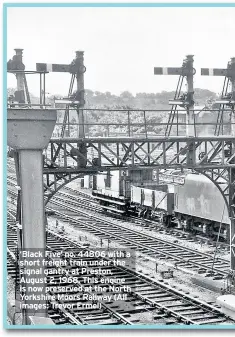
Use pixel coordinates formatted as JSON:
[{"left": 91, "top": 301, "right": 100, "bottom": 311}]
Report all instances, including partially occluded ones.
[
  {"left": 94, "top": 91, "right": 102, "bottom": 96},
  {"left": 85, "top": 89, "right": 94, "bottom": 97},
  {"left": 104, "top": 91, "right": 112, "bottom": 98},
  {"left": 194, "top": 88, "right": 218, "bottom": 100},
  {"left": 120, "top": 91, "right": 133, "bottom": 99}
]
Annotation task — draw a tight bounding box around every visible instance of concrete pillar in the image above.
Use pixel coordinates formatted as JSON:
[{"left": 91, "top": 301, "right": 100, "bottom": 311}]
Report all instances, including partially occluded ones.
[
  {"left": 19, "top": 151, "right": 45, "bottom": 248},
  {"left": 7, "top": 108, "right": 57, "bottom": 324}
]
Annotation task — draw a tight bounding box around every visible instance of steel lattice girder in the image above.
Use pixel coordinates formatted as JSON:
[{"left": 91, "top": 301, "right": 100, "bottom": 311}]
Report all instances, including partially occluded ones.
[
  {"left": 42, "top": 136, "right": 235, "bottom": 204},
  {"left": 44, "top": 136, "right": 235, "bottom": 172}
]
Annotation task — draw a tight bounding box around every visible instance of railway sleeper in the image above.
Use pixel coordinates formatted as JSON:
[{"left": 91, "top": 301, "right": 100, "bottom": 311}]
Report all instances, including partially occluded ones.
[
  {"left": 189, "top": 313, "right": 225, "bottom": 320},
  {"left": 198, "top": 318, "right": 228, "bottom": 324},
  {"left": 85, "top": 319, "right": 119, "bottom": 325},
  {"left": 174, "top": 309, "right": 207, "bottom": 315},
  {"left": 150, "top": 297, "right": 178, "bottom": 302}
]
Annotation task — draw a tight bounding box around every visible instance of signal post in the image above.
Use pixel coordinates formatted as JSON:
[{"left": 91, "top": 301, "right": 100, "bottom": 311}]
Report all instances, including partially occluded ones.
[
  {"left": 154, "top": 55, "right": 196, "bottom": 173},
  {"left": 202, "top": 58, "right": 235, "bottom": 273}
]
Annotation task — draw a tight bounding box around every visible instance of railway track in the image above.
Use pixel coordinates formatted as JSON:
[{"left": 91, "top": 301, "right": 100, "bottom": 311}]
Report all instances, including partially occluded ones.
[
  {"left": 7, "top": 164, "right": 230, "bottom": 248},
  {"left": 62, "top": 185, "right": 230, "bottom": 246},
  {"left": 60, "top": 186, "right": 231, "bottom": 246},
  {"left": 7, "top": 178, "right": 231, "bottom": 279},
  {"left": 7, "top": 212, "right": 83, "bottom": 325},
  {"left": 7, "top": 209, "right": 234, "bottom": 326},
  {"left": 47, "top": 200, "right": 231, "bottom": 277}
]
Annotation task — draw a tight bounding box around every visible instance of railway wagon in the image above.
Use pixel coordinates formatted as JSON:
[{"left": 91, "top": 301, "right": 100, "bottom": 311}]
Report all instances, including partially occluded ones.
[
  {"left": 131, "top": 185, "right": 174, "bottom": 222},
  {"left": 92, "top": 170, "right": 130, "bottom": 214},
  {"left": 91, "top": 169, "right": 230, "bottom": 241},
  {"left": 82, "top": 175, "right": 93, "bottom": 189},
  {"left": 92, "top": 169, "right": 155, "bottom": 214},
  {"left": 96, "top": 170, "right": 120, "bottom": 195},
  {"left": 174, "top": 173, "right": 230, "bottom": 240}
]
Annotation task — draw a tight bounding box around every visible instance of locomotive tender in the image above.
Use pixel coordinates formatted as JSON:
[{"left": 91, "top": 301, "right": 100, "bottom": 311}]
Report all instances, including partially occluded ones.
[{"left": 89, "top": 170, "right": 229, "bottom": 241}]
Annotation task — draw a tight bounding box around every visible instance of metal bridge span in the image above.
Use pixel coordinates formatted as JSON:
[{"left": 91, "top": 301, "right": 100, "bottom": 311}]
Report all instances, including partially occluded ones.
[
  {"left": 9, "top": 124, "right": 235, "bottom": 272},
  {"left": 42, "top": 134, "right": 235, "bottom": 272},
  {"left": 44, "top": 135, "right": 233, "bottom": 198}
]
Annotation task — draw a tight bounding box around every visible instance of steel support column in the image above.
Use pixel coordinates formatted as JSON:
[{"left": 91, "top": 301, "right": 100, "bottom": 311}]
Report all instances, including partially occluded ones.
[
  {"left": 14, "top": 49, "right": 25, "bottom": 103},
  {"left": 185, "top": 55, "right": 195, "bottom": 137},
  {"left": 229, "top": 168, "right": 235, "bottom": 271},
  {"left": 76, "top": 51, "right": 85, "bottom": 138},
  {"left": 229, "top": 57, "right": 235, "bottom": 271},
  {"left": 185, "top": 55, "right": 196, "bottom": 167},
  {"left": 75, "top": 51, "right": 87, "bottom": 167}
]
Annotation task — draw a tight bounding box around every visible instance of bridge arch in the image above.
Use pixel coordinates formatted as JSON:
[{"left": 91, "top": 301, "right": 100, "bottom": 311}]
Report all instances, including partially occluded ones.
[
  {"left": 44, "top": 167, "right": 230, "bottom": 216},
  {"left": 44, "top": 174, "right": 84, "bottom": 205},
  {"left": 199, "top": 170, "right": 229, "bottom": 213}
]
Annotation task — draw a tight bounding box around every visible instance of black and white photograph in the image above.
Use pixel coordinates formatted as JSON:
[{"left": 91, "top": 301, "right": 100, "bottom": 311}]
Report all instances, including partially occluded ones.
[{"left": 5, "top": 3, "right": 235, "bottom": 329}]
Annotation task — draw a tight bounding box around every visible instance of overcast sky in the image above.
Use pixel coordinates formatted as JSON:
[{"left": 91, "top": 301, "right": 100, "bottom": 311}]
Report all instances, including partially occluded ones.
[{"left": 6, "top": 6, "right": 235, "bottom": 97}]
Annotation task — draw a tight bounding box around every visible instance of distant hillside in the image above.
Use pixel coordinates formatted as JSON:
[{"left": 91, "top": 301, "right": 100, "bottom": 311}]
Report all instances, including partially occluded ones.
[
  {"left": 7, "top": 87, "right": 219, "bottom": 137},
  {"left": 8, "top": 87, "right": 218, "bottom": 110},
  {"left": 83, "top": 88, "right": 217, "bottom": 110}
]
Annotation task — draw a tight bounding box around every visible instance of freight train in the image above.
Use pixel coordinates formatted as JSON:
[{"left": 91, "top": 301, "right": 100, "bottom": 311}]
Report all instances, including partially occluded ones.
[{"left": 88, "top": 170, "right": 229, "bottom": 242}]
